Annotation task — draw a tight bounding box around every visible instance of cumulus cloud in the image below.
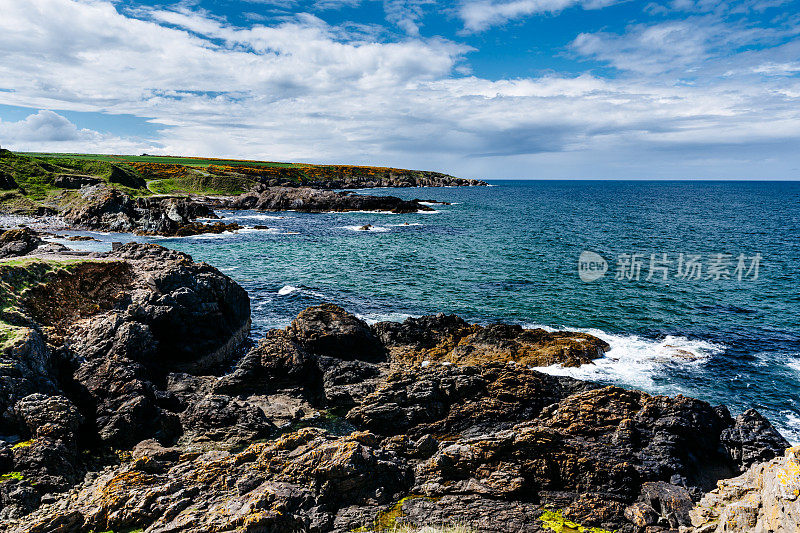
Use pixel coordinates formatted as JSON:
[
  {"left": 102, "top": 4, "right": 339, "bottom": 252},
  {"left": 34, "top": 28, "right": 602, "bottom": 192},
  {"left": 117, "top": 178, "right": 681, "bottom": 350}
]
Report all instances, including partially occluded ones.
[
  {"left": 458, "top": 0, "right": 619, "bottom": 33},
  {"left": 0, "top": 110, "right": 153, "bottom": 153},
  {"left": 0, "top": 0, "right": 798, "bottom": 178},
  {"left": 0, "top": 110, "right": 95, "bottom": 142}
]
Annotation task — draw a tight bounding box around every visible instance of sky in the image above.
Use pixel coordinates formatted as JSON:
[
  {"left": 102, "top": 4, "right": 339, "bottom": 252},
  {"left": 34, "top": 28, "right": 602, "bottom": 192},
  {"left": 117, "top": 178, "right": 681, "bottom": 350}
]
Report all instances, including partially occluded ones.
[{"left": 0, "top": 0, "right": 799, "bottom": 179}]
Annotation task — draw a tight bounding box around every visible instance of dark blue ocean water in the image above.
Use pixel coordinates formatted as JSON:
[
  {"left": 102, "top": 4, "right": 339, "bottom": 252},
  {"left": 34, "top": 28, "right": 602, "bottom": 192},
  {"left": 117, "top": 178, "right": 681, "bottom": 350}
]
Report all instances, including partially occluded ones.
[{"left": 51, "top": 181, "right": 800, "bottom": 442}]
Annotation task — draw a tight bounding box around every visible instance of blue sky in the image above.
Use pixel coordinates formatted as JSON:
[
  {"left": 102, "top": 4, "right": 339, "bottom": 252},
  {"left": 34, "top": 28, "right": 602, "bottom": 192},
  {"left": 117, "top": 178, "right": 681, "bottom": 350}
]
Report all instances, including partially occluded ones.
[{"left": 1, "top": 0, "right": 799, "bottom": 178}]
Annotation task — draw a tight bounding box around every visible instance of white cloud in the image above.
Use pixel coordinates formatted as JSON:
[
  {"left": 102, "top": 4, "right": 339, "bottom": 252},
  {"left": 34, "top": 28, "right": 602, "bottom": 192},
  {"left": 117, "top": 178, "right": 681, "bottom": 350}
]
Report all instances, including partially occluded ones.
[
  {"left": 0, "top": 0, "right": 798, "bottom": 178},
  {"left": 458, "top": 0, "right": 619, "bottom": 33},
  {"left": 0, "top": 110, "right": 97, "bottom": 142},
  {"left": 0, "top": 110, "right": 150, "bottom": 153}
]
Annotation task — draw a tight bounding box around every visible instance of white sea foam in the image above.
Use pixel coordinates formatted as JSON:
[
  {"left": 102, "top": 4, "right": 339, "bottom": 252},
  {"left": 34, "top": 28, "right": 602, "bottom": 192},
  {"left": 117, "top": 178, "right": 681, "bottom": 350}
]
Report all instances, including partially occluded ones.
[
  {"left": 388, "top": 222, "right": 423, "bottom": 227},
  {"left": 343, "top": 225, "right": 390, "bottom": 232},
  {"left": 234, "top": 214, "right": 287, "bottom": 221},
  {"left": 278, "top": 285, "right": 300, "bottom": 296},
  {"left": 327, "top": 210, "right": 399, "bottom": 215},
  {"left": 780, "top": 411, "right": 800, "bottom": 445},
  {"left": 529, "top": 325, "right": 724, "bottom": 393},
  {"left": 356, "top": 312, "right": 416, "bottom": 324},
  {"left": 239, "top": 227, "right": 278, "bottom": 233},
  {"left": 185, "top": 231, "right": 240, "bottom": 239},
  {"left": 787, "top": 358, "right": 800, "bottom": 374},
  {"left": 277, "top": 285, "right": 327, "bottom": 299}
]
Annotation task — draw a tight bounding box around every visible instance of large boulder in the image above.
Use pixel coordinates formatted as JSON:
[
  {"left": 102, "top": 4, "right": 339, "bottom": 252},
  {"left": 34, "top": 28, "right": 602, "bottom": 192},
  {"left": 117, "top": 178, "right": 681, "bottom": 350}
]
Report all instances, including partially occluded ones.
[
  {"left": 288, "top": 304, "right": 386, "bottom": 361},
  {"left": 0, "top": 243, "right": 251, "bottom": 494}
]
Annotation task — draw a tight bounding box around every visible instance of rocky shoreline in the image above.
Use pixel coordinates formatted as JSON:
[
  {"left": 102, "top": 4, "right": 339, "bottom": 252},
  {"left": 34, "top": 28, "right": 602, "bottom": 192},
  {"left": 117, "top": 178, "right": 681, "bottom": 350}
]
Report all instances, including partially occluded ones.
[
  {"left": 224, "top": 186, "right": 439, "bottom": 214},
  {"left": 0, "top": 243, "right": 795, "bottom": 533},
  {"left": 0, "top": 150, "right": 482, "bottom": 236}
]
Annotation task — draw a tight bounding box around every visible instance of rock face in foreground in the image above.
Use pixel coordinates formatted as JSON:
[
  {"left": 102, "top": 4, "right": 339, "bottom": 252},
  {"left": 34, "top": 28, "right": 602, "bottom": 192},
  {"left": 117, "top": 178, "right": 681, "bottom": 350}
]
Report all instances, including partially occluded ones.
[
  {"left": 0, "top": 301, "right": 791, "bottom": 532},
  {"left": 59, "top": 185, "right": 240, "bottom": 236},
  {"left": 228, "top": 186, "right": 435, "bottom": 213},
  {"left": 0, "top": 244, "right": 250, "bottom": 520},
  {"left": 683, "top": 446, "right": 800, "bottom": 533}
]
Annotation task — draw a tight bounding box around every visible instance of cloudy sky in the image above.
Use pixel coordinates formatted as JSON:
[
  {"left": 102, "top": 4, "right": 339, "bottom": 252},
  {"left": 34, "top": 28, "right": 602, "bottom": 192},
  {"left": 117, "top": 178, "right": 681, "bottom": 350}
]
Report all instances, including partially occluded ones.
[{"left": 0, "top": 0, "right": 799, "bottom": 179}]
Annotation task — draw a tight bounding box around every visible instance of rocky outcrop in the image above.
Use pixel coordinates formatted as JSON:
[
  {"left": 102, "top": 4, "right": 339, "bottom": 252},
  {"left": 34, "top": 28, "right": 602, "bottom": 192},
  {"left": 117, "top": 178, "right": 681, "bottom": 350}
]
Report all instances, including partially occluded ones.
[
  {"left": 228, "top": 186, "right": 435, "bottom": 213},
  {"left": 0, "top": 229, "right": 44, "bottom": 259},
  {"left": 59, "top": 185, "right": 240, "bottom": 236},
  {"left": 0, "top": 297, "right": 791, "bottom": 532},
  {"left": 684, "top": 446, "right": 799, "bottom": 533},
  {"left": 0, "top": 244, "right": 251, "bottom": 519},
  {"left": 106, "top": 164, "right": 147, "bottom": 189},
  {"left": 374, "top": 313, "right": 610, "bottom": 367},
  {"left": 206, "top": 162, "right": 487, "bottom": 189},
  {"left": 52, "top": 175, "right": 102, "bottom": 189}
]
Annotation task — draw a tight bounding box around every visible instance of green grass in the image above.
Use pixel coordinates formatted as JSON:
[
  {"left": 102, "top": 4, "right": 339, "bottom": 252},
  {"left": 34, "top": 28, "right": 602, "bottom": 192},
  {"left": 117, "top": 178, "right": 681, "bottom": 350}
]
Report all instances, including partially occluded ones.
[
  {"left": 20, "top": 152, "right": 302, "bottom": 168},
  {"left": 0, "top": 259, "right": 99, "bottom": 349},
  {"left": 147, "top": 174, "right": 255, "bottom": 195},
  {"left": 0, "top": 472, "right": 24, "bottom": 482}
]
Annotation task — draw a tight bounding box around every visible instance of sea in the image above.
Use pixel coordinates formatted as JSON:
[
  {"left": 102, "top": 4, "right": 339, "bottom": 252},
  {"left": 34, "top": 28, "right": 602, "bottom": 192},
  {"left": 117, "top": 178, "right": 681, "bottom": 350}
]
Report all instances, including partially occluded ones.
[{"left": 41, "top": 180, "right": 800, "bottom": 443}]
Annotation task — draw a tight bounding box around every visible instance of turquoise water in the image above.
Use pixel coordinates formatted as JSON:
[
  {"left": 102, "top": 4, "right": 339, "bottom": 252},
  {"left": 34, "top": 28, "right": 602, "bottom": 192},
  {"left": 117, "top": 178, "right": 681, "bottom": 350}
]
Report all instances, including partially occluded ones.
[{"left": 56, "top": 181, "right": 800, "bottom": 442}]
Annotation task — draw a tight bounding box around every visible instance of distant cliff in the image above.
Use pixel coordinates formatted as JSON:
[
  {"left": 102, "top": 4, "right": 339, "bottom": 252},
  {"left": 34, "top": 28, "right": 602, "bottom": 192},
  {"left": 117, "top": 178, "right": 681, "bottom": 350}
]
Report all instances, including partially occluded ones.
[{"left": 204, "top": 163, "right": 488, "bottom": 189}]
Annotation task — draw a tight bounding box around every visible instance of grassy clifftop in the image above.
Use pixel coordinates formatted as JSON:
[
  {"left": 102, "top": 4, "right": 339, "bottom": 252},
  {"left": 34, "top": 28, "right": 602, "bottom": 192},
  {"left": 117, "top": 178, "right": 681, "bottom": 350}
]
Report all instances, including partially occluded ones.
[{"left": 0, "top": 150, "right": 483, "bottom": 214}]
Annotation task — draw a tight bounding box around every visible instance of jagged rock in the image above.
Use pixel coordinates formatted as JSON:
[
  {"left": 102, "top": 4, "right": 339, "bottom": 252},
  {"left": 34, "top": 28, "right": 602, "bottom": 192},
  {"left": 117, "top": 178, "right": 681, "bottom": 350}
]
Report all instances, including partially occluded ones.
[
  {"left": 684, "top": 446, "right": 799, "bottom": 533},
  {"left": 347, "top": 363, "right": 598, "bottom": 438},
  {"left": 0, "top": 330, "right": 56, "bottom": 435},
  {"left": 0, "top": 228, "right": 43, "bottom": 259},
  {"left": 13, "top": 394, "right": 81, "bottom": 444},
  {"left": 72, "top": 355, "right": 180, "bottom": 448},
  {"left": 90, "top": 243, "right": 252, "bottom": 370},
  {"left": 228, "top": 186, "right": 434, "bottom": 213},
  {"left": 5, "top": 428, "right": 410, "bottom": 533},
  {"left": 374, "top": 313, "right": 610, "bottom": 367},
  {"left": 0, "top": 282, "right": 792, "bottom": 533},
  {"left": 639, "top": 481, "right": 694, "bottom": 528},
  {"left": 52, "top": 174, "right": 102, "bottom": 189},
  {"left": 720, "top": 408, "right": 790, "bottom": 471},
  {"left": 179, "top": 394, "right": 276, "bottom": 445},
  {"left": 289, "top": 304, "right": 386, "bottom": 362},
  {"left": 0, "top": 244, "right": 250, "bottom": 490},
  {"left": 59, "top": 185, "right": 237, "bottom": 236}
]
